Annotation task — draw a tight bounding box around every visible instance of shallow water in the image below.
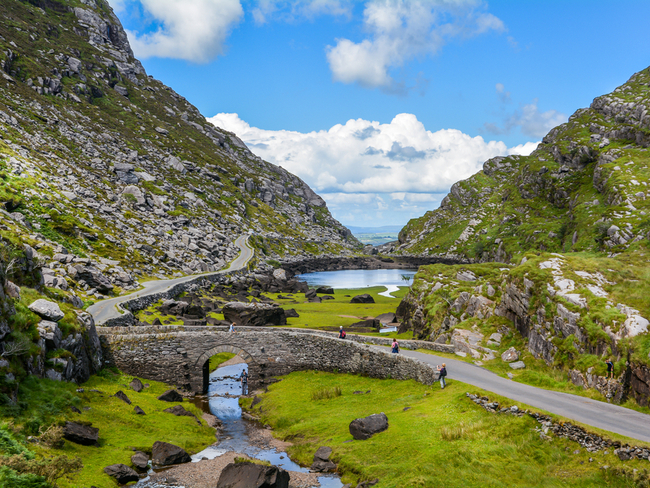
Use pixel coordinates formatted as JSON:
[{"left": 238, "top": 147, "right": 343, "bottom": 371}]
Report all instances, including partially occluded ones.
[{"left": 297, "top": 268, "right": 416, "bottom": 292}]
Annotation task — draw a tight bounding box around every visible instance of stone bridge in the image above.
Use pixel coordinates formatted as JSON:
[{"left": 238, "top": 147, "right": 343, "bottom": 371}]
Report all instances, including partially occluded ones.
[{"left": 97, "top": 326, "right": 442, "bottom": 393}]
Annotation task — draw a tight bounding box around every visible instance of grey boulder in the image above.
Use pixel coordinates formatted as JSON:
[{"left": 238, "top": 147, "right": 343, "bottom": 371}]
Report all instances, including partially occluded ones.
[
  {"left": 131, "top": 451, "right": 149, "bottom": 471},
  {"left": 349, "top": 413, "right": 388, "bottom": 440},
  {"left": 350, "top": 294, "right": 374, "bottom": 304},
  {"left": 501, "top": 347, "right": 519, "bottom": 362},
  {"left": 63, "top": 421, "right": 99, "bottom": 445},
  {"left": 130, "top": 377, "right": 144, "bottom": 392},
  {"left": 217, "top": 462, "right": 290, "bottom": 488},
  {"left": 311, "top": 446, "right": 336, "bottom": 472},
  {"left": 103, "top": 464, "right": 139, "bottom": 484},
  {"left": 152, "top": 441, "right": 192, "bottom": 466},
  {"left": 29, "top": 299, "right": 64, "bottom": 322},
  {"left": 509, "top": 361, "right": 526, "bottom": 370}
]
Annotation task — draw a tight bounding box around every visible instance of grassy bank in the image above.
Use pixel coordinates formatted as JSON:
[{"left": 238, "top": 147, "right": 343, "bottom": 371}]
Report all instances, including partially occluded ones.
[
  {"left": 244, "top": 371, "right": 647, "bottom": 488},
  {"left": 0, "top": 371, "right": 215, "bottom": 487}
]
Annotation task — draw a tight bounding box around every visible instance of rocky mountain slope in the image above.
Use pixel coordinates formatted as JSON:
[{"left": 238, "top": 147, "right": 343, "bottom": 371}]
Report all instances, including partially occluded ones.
[
  {"left": 398, "top": 66, "right": 650, "bottom": 260},
  {"left": 395, "top": 66, "right": 650, "bottom": 406},
  {"left": 0, "top": 0, "right": 359, "bottom": 304}
]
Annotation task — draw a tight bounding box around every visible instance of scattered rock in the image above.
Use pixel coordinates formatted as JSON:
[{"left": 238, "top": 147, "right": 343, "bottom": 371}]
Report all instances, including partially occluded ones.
[
  {"left": 349, "top": 413, "right": 388, "bottom": 440},
  {"left": 103, "top": 464, "right": 139, "bottom": 484},
  {"left": 152, "top": 441, "right": 192, "bottom": 466},
  {"left": 158, "top": 390, "right": 183, "bottom": 402},
  {"left": 63, "top": 421, "right": 99, "bottom": 445},
  {"left": 131, "top": 451, "right": 149, "bottom": 471},
  {"left": 311, "top": 446, "right": 336, "bottom": 472},
  {"left": 217, "top": 462, "right": 290, "bottom": 488},
  {"left": 509, "top": 361, "right": 526, "bottom": 370},
  {"left": 350, "top": 294, "right": 374, "bottom": 304},
  {"left": 163, "top": 405, "right": 200, "bottom": 424},
  {"left": 130, "top": 378, "right": 144, "bottom": 392},
  {"left": 114, "top": 390, "right": 131, "bottom": 404},
  {"left": 222, "top": 302, "right": 287, "bottom": 327},
  {"left": 134, "top": 406, "right": 146, "bottom": 415},
  {"left": 316, "top": 286, "right": 334, "bottom": 294},
  {"left": 501, "top": 347, "right": 520, "bottom": 363}
]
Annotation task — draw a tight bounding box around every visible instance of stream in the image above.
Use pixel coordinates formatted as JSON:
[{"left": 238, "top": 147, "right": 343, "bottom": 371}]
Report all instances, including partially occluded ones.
[{"left": 138, "top": 362, "right": 343, "bottom": 487}]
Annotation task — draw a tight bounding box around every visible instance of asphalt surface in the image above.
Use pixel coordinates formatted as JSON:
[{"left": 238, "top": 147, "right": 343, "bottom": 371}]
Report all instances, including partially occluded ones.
[
  {"left": 88, "top": 234, "right": 253, "bottom": 325},
  {"left": 401, "top": 349, "right": 650, "bottom": 443}
]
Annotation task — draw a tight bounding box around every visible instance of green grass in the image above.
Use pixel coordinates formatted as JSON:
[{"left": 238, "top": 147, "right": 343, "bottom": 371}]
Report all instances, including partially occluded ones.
[
  {"left": 245, "top": 371, "right": 647, "bottom": 488},
  {"left": 209, "top": 352, "right": 236, "bottom": 373},
  {"left": 1, "top": 372, "right": 215, "bottom": 488},
  {"left": 264, "top": 286, "right": 409, "bottom": 331}
]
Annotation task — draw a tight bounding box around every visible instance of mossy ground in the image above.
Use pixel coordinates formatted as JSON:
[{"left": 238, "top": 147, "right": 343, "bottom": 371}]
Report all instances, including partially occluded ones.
[
  {"left": 245, "top": 371, "right": 648, "bottom": 488},
  {"left": 0, "top": 371, "right": 215, "bottom": 487}
]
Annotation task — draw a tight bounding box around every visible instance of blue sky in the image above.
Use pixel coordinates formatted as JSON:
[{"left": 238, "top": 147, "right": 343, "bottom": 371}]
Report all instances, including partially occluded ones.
[{"left": 108, "top": 0, "right": 650, "bottom": 229}]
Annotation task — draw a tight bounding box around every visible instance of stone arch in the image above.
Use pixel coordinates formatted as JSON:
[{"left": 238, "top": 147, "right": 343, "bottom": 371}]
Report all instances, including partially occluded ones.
[{"left": 195, "top": 344, "right": 255, "bottom": 394}]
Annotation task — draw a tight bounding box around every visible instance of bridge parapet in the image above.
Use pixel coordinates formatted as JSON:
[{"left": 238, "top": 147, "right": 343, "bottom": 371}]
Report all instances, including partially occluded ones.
[{"left": 97, "top": 326, "right": 438, "bottom": 393}]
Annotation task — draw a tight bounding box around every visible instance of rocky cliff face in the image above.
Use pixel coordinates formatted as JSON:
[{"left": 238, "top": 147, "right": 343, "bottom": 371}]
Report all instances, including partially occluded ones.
[
  {"left": 0, "top": 0, "right": 359, "bottom": 304},
  {"left": 398, "top": 66, "right": 650, "bottom": 260}
]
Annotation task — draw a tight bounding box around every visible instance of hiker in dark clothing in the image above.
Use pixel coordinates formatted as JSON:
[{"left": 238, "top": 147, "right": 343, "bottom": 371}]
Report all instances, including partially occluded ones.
[
  {"left": 606, "top": 358, "right": 614, "bottom": 379},
  {"left": 240, "top": 369, "right": 248, "bottom": 395},
  {"left": 339, "top": 326, "right": 346, "bottom": 339},
  {"left": 437, "top": 363, "right": 447, "bottom": 389}
]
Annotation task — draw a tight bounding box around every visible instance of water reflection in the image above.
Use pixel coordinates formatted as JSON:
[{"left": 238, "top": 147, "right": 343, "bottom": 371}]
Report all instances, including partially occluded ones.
[{"left": 297, "top": 268, "right": 416, "bottom": 297}]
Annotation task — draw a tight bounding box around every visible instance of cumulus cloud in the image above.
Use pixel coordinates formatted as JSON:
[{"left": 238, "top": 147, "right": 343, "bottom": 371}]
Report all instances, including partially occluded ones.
[
  {"left": 252, "top": 0, "right": 353, "bottom": 24},
  {"left": 326, "top": 0, "right": 505, "bottom": 90},
  {"left": 209, "top": 112, "right": 536, "bottom": 196},
  {"left": 123, "top": 0, "right": 243, "bottom": 63}
]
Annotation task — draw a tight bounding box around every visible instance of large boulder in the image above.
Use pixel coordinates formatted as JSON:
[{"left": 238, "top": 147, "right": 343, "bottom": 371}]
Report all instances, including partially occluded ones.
[
  {"left": 222, "top": 302, "right": 287, "bottom": 327},
  {"left": 28, "top": 299, "right": 64, "bottom": 322},
  {"left": 130, "top": 378, "right": 144, "bottom": 392},
  {"left": 69, "top": 265, "right": 114, "bottom": 293},
  {"left": 316, "top": 286, "right": 334, "bottom": 295},
  {"left": 217, "top": 462, "right": 290, "bottom": 488},
  {"left": 63, "top": 421, "right": 99, "bottom": 445},
  {"left": 350, "top": 294, "right": 374, "bottom": 304},
  {"left": 37, "top": 321, "right": 62, "bottom": 349},
  {"left": 103, "top": 464, "right": 139, "bottom": 484},
  {"left": 349, "top": 413, "right": 388, "bottom": 440},
  {"left": 151, "top": 441, "right": 192, "bottom": 466},
  {"left": 501, "top": 347, "right": 520, "bottom": 363},
  {"left": 158, "top": 390, "right": 183, "bottom": 402},
  {"left": 375, "top": 312, "right": 397, "bottom": 325},
  {"left": 310, "top": 446, "right": 336, "bottom": 472}
]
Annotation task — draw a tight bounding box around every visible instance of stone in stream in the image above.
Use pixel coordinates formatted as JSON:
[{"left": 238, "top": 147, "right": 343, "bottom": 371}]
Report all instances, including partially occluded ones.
[
  {"left": 152, "top": 440, "right": 192, "bottom": 465},
  {"left": 158, "top": 389, "right": 183, "bottom": 402},
  {"left": 311, "top": 446, "right": 336, "bottom": 472},
  {"left": 134, "top": 406, "right": 146, "bottom": 415},
  {"left": 130, "top": 378, "right": 144, "bottom": 392},
  {"left": 104, "top": 463, "right": 140, "bottom": 484},
  {"left": 349, "top": 413, "right": 388, "bottom": 440},
  {"left": 63, "top": 421, "right": 99, "bottom": 445},
  {"left": 350, "top": 294, "right": 374, "bottom": 304},
  {"left": 217, "top": 462, "right": 290, "bottom": 488},
  {"left": 114, "top": 390, "right": 131, "bottom": 404},
  {"left": 131, "top": 451, "right": 149, "bottom": 471}
]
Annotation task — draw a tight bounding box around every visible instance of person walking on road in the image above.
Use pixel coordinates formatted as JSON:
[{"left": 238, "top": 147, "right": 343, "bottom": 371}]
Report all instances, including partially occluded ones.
[
  {"left": 339, "top": 326, "right": 347, "bottom": 339},
  {"left": 437, "top": 363, "right": 447, "bottom": 389},
  {"left": 229, "top": 322, "right": 236, "bottom": 333},
  {"left": 391, "top": 339, "right": 399, "bottom": 354},
  {"left": 240, "top": 369, "right": 248, "bottom": 395},
  {"left": 606, "top": 358, "right": 614, "bottom": 379}
]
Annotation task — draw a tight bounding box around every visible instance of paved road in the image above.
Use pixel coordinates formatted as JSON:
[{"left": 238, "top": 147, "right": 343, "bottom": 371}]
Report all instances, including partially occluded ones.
[
  {"left": 401, "top": 349, "right": 650, "bottom": 443},
  {"left": 88, "top": 235, "right": 253, "bottom": 325}
]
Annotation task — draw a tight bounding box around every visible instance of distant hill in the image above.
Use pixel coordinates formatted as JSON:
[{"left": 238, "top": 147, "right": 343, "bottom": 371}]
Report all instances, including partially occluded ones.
[{"left": 348, "top": 225, "right": 402, "bottom": 246}]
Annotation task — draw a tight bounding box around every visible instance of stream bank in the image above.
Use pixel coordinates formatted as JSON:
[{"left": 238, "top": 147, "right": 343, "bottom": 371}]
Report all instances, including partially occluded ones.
[{"left": 138, "top": 357, "right": 343, "bottom": 488}]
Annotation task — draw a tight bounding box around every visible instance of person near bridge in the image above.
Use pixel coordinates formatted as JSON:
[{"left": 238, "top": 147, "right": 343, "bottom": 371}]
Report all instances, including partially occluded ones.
[
  {"left": 339, "top": 326, "right": 346, "bottom": 339},
  {"left": 391, "top": 339, "right": 399, "bottom": 354},
  {"left": 437, "top": 363, "right": 447, "bottom": 389},
  {"left": 240, "top": 369, "right": 248, "bottom": 395}
]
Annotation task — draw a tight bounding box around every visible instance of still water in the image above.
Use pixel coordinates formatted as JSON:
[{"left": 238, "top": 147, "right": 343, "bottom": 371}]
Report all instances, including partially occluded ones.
[{"left": 297, "top": 268, "right": 416, "bottom": 297}]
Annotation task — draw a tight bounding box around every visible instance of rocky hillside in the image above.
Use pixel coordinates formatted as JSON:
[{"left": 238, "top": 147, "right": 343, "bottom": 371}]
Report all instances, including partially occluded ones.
[
  {"left": 395, "top": 66, "right": 650, "bottom": 406},
  {"left": 398, "top": 66, "right": 650, "bottom": 260},
  {"left": 0, "top": 0, "right": 359, "bottom": 304}
]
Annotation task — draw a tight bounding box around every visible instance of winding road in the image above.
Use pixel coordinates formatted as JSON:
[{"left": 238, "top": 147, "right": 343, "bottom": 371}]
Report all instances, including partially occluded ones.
[
  {"left": 401, "top": 349, "right": 650, "bottom": 443},
  {"left": 88, "top": 234, "right": 253, "bottom": 325}
]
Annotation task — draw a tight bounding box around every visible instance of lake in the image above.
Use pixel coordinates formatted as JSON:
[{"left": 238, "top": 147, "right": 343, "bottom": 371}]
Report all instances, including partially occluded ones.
[{"left": 296, "top": 268, "right": 417, "bottom": 297}]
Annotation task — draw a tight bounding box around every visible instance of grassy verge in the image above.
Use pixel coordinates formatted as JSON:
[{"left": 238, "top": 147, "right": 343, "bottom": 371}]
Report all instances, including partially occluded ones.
[
  {"left": 209, "top": 352, "right": 236, "bottom": 373},
  {"left": 1, "top": 371, "right": 215, "bottom": 487},
  {"left": 244, "top": 371, "right": 648, "bottom": 488}
]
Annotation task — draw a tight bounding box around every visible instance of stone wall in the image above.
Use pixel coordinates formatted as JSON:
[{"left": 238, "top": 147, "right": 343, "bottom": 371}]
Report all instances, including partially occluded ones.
[{"left": 97, "top": 326, "right": 439, "bottom": 393}]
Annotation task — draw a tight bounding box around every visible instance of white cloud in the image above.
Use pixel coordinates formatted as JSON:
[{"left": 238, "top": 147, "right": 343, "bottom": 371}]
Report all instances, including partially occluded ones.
[
  {"left": 125, "top": 0, "right": 243, "bottom": 63},
  {"left": 107, "top": 0, "right": 127, "bottom": 13},
  {"left": 484, "top": 96, "right": 567, "bottom": 138},
  {"left": 326, "top": 0, "right": 505, "bottom": 90},
  {"left": 209, "top": 112, "right": 536, "bottom": 197},
  {"left": 252, "top": 0, "right": 352, "bottom": 24}
]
